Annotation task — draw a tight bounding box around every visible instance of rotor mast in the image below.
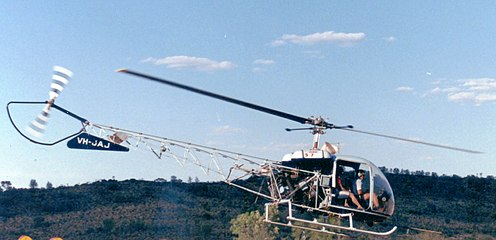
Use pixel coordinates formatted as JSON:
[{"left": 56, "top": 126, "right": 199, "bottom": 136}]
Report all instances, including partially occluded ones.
[
  {"left": 311, "top": 117, "right": 326, "bottom": 150},
  {"left": 312, "top": 128, "right": 323, "bottom": 150}
]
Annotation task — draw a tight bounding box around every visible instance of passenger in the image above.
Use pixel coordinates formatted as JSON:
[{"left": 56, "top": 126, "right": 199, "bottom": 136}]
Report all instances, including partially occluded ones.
[
  {"left": 356, "top": 170, "right": 380, "bottom": 210},
  {"left": 336, "top": 167, "right": 364, "bottom": 210}
]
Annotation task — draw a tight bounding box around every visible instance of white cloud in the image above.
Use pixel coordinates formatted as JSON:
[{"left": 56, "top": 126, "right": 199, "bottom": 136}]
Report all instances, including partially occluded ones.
[
  {"left": 430, "top": 87, "right": 442, "bottom": 94},
  {"left": 461, "top": 78, "right": 496, "bottom": 91},
  {"left": 430, "top": 86, "right": 459, "bottom": 94},
  {"left": 271, "top": 39, "right": 286, "bottom": 47},
  {"left": 142, "top": 56, "right": 235, "bottom": 72},
  {"left": 211, "top": 125, "right": 244, "bottom": 135},
  {"left": 303, "top": 50, "right": 325, "bottom": 59},
  {"left": 395, "top": 86, "right": 414, "bottom": 92},
  {"left": 252, "top": 59, "right": 275, "bottom": 73},
  {"left": 253, "top": 59, "right": 275, "bottom": 65},
  {"left": 255, "top": 142, "right": 308, "bottom": 153},
  {"left": 383, "top": 36, "right": 397, "bottom": 43},
  {"left": 252, "top": 67, "right": 266, "bottom": 73},
  {"left": 475, "top": 93, "right": 496, "bottom": 102},
  {"left": 448, "top": 91, "right": 475, "bottom": 102},
  {"left": 441, "top": 87, "right": 460, "bottom": 93},
  {"left": 427, "top": 78, "right": 496, "bottom": 105},
  {"left": 271, "top": 31, "right": 366, "bottom": 46}
]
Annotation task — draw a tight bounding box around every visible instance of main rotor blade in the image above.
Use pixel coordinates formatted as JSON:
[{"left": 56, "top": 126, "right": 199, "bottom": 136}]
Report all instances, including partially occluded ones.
[
  {"left": 117, "top": 69, "right": 310, "bottom": 125},
  {"left": 341, "top": 128, "right": 483, "bottom": 154},
  {"left": 116, "top": 68, "right": 481, "bottom": 154}
]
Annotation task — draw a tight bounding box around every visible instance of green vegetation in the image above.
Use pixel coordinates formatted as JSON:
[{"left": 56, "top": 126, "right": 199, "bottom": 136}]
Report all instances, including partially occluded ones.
[{"left": 0, "top": 172, "right": 495, "bottom": 239}]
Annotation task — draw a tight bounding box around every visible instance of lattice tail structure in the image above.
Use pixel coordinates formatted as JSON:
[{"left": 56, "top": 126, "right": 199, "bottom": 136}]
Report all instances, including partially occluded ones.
[{"left": 84, "top": 122, "right": 278, "bottom": 200}]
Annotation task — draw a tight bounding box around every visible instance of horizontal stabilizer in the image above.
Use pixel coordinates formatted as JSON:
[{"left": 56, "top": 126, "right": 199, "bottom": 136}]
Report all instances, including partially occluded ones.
[{"left": 67, "top": 133, "right": 129, "bottom": 152}]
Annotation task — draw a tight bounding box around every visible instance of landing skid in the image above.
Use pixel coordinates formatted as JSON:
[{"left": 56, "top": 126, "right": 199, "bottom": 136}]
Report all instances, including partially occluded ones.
[{"left": 264, "top": 200, "right": 397, "bottom": 237}]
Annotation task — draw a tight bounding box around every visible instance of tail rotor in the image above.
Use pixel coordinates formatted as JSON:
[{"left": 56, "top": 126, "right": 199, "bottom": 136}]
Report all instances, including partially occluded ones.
[{"left": 26, "top": 66, "right": 73, "bottom": 138}]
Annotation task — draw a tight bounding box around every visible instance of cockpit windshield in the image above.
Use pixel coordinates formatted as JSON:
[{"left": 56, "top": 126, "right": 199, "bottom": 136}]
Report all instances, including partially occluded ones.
[
  {"left": 335, "top": 156, "right": 395, "bottom": 216},
  {"left": 369, "top": 163, "right": 395, "bottom": 215}
]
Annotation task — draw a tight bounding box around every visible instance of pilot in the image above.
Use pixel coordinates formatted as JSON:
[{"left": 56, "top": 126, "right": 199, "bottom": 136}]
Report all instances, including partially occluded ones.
[
  {"left": 356, "top": 170, "right": 380, "bottom": 210},
  {"left": 336, "top": 167, "right": 363, "bottom": 210}
]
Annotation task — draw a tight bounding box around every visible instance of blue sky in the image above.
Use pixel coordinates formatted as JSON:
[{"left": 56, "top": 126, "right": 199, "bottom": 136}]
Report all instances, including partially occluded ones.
[{"left": 1, "top": 1, "right": 495, "bottom": 188}]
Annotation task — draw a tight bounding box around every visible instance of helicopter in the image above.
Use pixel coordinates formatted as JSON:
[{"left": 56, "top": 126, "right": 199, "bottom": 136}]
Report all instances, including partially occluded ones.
[{"left": 6, "top": 66, "right": 481, "bottom": 237}]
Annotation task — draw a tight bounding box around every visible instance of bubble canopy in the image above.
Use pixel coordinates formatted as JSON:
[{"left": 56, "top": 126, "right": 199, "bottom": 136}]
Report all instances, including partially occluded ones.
[{"left": 335, "top": 155, "right": 395, "bottom": 216}]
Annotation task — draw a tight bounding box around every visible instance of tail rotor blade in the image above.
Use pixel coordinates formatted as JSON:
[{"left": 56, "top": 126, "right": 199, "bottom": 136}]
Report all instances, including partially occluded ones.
[
  {"left": 26, "top": 66, "right": 73, "bottom": 138},
  {"left": 26, "top": 105, "right": 51, "bottom": 138},
  {"left": 49, "top": 66, "right": 73, "bottom": 100}
]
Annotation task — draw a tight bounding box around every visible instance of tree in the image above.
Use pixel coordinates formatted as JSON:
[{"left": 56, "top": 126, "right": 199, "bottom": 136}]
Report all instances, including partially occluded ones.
[
  {"left": 230, "top": 210, "right": 277, "bottom": 240},
  {"left": 154, "top": 178, "right": 167, "bottom": 182},
  {"left": 102, "top": 218, "right": 115, "bottom": 233},
  {"left": 29, "top": 179, "right": 38, "bottom": 189},
  {"left": 46, "top": 181, "right": 53, "bottom": 189},
  {"left": 1, "top": 181, "right": 13, "bottom": 191},
  {"left": 290, "top": 215, "right": 340, "bottom": 240},
  {"left": 170, "top": 175, "right": 182, "bottom": 183}
]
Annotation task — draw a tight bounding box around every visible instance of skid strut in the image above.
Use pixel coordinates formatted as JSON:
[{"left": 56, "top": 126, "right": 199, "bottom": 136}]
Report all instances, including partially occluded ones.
[{"left": 264, "top": 200, "right": 397, "bottom": 237}]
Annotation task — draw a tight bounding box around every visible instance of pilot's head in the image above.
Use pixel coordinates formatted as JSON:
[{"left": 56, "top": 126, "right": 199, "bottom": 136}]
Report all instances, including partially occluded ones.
[{"left": 357, "top": 170, "right": 366, "bottom": 178}]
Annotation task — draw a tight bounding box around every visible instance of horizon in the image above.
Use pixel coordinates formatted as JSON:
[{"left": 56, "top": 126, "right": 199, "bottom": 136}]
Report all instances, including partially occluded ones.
[{"left": 2, "top": 164, "right": 493, "bottom": 190}]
